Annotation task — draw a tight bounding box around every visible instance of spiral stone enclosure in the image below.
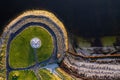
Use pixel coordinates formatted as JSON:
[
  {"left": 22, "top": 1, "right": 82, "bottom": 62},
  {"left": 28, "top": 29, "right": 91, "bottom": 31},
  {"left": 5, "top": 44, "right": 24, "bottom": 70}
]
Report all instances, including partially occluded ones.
[{"left": 0, "top": 10, "right": 68, "bottom": 80}]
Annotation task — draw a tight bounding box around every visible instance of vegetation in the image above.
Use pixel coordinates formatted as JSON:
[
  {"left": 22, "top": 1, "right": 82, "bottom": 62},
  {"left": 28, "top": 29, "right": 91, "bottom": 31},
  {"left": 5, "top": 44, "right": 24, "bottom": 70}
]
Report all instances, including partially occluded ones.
[
  {"left": 0, "top": 44, "right": 6, "bottom": 80},
  {"left": 74, "top": 35, "right": 91, "bottom": 47},
  {"left": 101, "top": 36, "right": 116, "bottom": 46},
  {"left": 9, "top": 26, "right": 54, "bottom": 68},
  {"left": 9, "top": 70, "right": 37, "bottom": 80},
  {"left": 39, "top": 69, "right": 61, "bottom": 80},
  {"left": 75, "top": 35, "right": 116, "bottom": 47}
]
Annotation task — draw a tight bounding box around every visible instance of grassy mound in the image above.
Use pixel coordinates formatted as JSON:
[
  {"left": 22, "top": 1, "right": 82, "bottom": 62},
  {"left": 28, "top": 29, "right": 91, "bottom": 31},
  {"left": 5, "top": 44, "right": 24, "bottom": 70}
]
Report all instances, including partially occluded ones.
[
  {"left": 9, "top": 70, "right": 37, "bottom": 80},
  {"left": 39, "top": 69, "right": 61, "bottom": 80},
  {"left": 9, "top": 26, "right": 54, "bottom": 68}
]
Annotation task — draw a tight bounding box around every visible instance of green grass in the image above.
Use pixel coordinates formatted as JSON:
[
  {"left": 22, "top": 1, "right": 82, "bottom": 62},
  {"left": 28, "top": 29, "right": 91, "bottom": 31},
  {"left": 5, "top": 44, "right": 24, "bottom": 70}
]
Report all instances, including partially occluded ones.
[
  {"left": 101, "top": 36, "right": 116, "bottom": 47},
  {"left": 9, "top": 26, "right": 54, "bottom": 68},
  {"left": 76, "top": 36, "right": 91, "bottom": 47},
  {"left": 9, "top": 70, "right": 37, "bottom": 80},
  {"left": 75, "top": 35, "right": 116, "bottom": 47},
  {"left": 39, "top": 69, "right": 61, "bottom": 80}
]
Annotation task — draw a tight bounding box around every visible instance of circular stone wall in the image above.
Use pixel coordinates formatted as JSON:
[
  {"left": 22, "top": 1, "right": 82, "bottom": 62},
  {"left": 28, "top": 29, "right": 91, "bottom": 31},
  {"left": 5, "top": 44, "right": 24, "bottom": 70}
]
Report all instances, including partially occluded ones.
[
  {"left": 0, "top": 10, "right": 68, "bottom": 79},
  {"left": 4, "top": 10, "right": 68, "bottom": 61}
]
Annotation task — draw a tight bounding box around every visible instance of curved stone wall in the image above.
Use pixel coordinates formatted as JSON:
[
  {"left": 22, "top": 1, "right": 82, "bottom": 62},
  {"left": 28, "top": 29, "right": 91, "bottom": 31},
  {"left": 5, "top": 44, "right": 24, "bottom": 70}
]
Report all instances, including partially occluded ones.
[
  {"left": 0, "top": 10, "right": 69, "bottom": 80},
  {"left": 0, "top": 10, "right": 68, "bottom": 62}
]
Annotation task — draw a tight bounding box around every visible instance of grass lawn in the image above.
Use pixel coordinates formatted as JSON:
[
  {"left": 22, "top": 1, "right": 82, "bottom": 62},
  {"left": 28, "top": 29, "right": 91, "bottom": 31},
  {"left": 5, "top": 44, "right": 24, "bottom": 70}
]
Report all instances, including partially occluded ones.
[
  {"left": 9, "top": 70, "right": 37, "bottom": 80},
  {"left": 74, "top": 35, "right": 91, "bottom": 47},
  {"left": 9, "top": 26, "right": 54, "bottom": 68},
  {"left": 101, "top": 36, "right": 116, "bottom": 47},
  {"left": 39, "top": 69, "right": 61, "bottom": 80}
]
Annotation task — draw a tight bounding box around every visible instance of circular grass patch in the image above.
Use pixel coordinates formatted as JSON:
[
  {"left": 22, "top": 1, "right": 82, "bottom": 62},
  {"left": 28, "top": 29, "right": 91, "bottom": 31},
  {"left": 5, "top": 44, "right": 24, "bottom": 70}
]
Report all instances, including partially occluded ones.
[{"left": 9, "top": 26, "right": 54, "bottom": 68}]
